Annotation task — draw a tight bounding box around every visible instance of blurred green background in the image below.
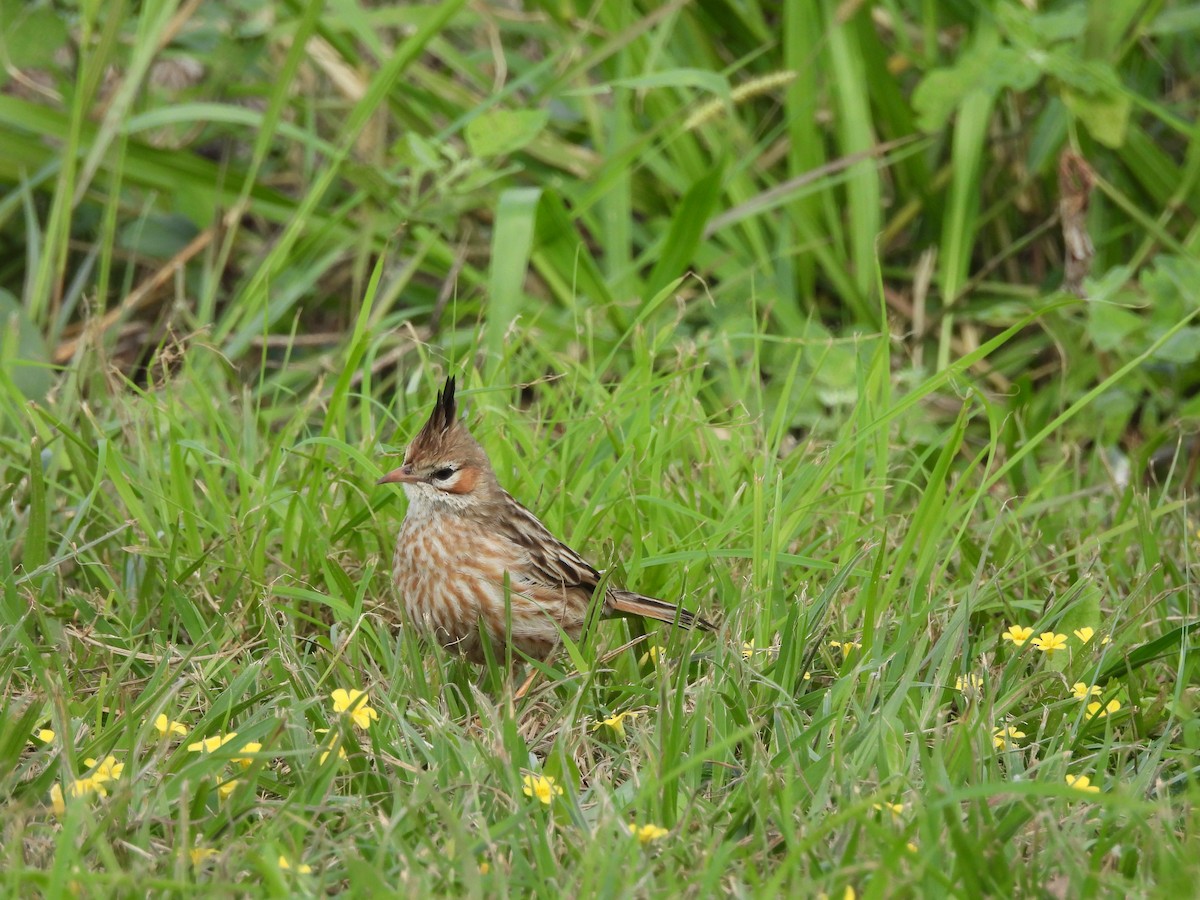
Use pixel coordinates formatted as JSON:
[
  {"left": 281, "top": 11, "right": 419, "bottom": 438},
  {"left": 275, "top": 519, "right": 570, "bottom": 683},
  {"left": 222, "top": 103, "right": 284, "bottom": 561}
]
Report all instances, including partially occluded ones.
[{"left": 3, "top": 0, "right": 1197, "bottom": 437}]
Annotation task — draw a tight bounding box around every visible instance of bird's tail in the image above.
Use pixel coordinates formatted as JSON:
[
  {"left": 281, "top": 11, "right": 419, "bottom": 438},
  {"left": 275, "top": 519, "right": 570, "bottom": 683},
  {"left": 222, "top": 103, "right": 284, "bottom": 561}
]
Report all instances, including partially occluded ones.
[{"left": 608, "top": 590, "right": 716, "bottom": 632}]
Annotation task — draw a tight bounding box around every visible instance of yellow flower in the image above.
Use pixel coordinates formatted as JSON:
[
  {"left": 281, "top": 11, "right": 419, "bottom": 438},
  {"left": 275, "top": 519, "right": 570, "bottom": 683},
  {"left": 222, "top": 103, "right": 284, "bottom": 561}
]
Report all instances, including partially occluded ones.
[
  {"left": 84, "top": 756, "right": 124, "bottom": 783},
  {"left": 278, "top": 855, "right": 312, "bottom": 874},
  {"left": 49, "top": 784, "right": 65, "bottom": 817},
  {"left": 479, "top": 861, "right": 491, "bottom": 875},
  {"left": 592, "top": 710, "right": 640, "bottom": 740},
  {"left": 34, "top": 728, "right": 55, "bottom": 743},
  {"left": 154, "top": 714, "right": 188, "bottom": 737},
  {"left": 1066, "top": 774, "right": 1100, "bottom": 793},
  {"left": 638, "top": 645, "right": 661, "bottom": 665},
  {"left": 1030, "top": 632, "right": 1068, "bottom": 655},
  {"left": 1001, "top": 625, "right": 1033, "bottom": 646},
  {"left": 521, "top": 774, "right": 564, "bottom": 805},
  {"left": 1086, "top": 699, "right": 1121, "bottom": 720},
  {"left": 331, "top": 689, "right": 379, "bottom": 729},
  {"left": 955, "top": 674, "right": 983, "bottom": 694},
  {"left": 1072, "top": 682, "right": 1101, "bottom": 700},
  {"left": 233, "top": 742, "right": 262, "bottom": 769},
  {"left": 188, "top": 732, "right": 239, "bottom": 754},
  {"left": 803, "top": 671, "right": 812, "bottom": 681},
  {"left": 1073, "top": 627, "right": 1096, "bottom": 644},
  {"left": 873, "top": 801, "right": 904, "bottom": 816},
  {"left": 315, "top": 728, "right": 348, "bottom": 765},
  {"left": 905, "top": 842, "right": 918, "bottom": 853},
  {"left": 216, "top": 778, "right": 239, "bottom": 800},
  {"left": 992, "top": 726, "right": 1026, "bottom": 750},
  {"left": 190, "top": 848, "right": 218, "bottom": 866},
  {"left": 67, "top": 777, "right": 108, "bottom": 799},
  {"left": 628, "top": 822, "right": 669, "bottom": 844},
  {"left": 829, "top": 640, "right": 861, "bottom": 652}
]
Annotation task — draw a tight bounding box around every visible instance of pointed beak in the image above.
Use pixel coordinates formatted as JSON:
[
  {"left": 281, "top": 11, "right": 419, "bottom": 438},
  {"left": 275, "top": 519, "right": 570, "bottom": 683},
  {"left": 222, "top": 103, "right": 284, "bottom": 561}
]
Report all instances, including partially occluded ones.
[{"left": 377, "top": 464, "right": 420, "bottom": 485}]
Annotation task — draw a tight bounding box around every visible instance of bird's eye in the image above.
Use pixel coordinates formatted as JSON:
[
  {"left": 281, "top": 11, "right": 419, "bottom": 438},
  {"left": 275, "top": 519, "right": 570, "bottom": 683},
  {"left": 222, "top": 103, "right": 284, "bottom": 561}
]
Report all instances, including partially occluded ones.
[{"left": 432, "top": 466, "right": 456, "bottom": 481}]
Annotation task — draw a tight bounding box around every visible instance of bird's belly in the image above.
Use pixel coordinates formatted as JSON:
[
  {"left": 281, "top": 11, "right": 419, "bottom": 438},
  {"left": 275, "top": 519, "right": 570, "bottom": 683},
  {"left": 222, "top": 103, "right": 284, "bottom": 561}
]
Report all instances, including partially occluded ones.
[{"left": 392, "top": 520, "right": 577, "bottom": 661}]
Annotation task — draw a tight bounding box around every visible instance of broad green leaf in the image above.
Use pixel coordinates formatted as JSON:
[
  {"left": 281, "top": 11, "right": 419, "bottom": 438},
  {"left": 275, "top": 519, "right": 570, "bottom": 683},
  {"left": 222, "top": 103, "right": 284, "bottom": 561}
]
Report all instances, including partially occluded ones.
[
  {"left": 0, "top": 4, "right": 69, "bottom": 71},
  {"left": 1061, "top": 85, "right": 1130, "bottom": 148},
  {"left": 465, "top": 109, "right": 549, "bottom": 158},
  {"left": 1087, "top": 301, "right": 1143, "bottom": 352},
  {"left": 912, "top": 43, "right": 1040, "bottom": 132}
]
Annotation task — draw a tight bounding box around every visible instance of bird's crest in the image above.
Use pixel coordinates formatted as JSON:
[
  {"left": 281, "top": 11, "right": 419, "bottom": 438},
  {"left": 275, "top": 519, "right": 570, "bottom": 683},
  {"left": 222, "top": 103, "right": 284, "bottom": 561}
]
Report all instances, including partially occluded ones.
[
  {"left": 407, "top": 375, "right": 466, "bottom": 464},
  {"left": 423, "top": 375, "right": 457, "bottom": 436}
]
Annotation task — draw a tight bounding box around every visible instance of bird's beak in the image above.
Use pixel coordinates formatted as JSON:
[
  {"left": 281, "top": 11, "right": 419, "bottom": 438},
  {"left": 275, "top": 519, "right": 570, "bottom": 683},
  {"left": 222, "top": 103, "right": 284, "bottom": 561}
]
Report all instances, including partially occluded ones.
[{"left": 377, "top": 464, "right": 420, "bottom": 485}]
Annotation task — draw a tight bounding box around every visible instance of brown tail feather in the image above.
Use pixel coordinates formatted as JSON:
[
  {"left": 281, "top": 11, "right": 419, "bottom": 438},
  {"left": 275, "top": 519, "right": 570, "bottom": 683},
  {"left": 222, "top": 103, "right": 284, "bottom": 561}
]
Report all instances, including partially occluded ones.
[{"left": 608, "top": 590, "right": 716, "bottom": 631}]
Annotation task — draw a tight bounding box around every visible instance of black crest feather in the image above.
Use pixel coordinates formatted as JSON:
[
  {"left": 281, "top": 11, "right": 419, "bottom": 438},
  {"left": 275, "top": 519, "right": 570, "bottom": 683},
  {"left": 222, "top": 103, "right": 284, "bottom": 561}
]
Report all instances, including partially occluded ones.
[{"left": 425, "top": 375, "right": 457, "bottom": 435}]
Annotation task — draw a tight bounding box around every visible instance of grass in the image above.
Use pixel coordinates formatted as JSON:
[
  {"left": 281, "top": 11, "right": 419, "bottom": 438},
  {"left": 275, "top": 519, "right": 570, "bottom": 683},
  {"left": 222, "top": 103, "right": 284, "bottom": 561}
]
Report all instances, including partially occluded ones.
[{"left": 2, "top": 0, "right": 1200, "bottom": 896}]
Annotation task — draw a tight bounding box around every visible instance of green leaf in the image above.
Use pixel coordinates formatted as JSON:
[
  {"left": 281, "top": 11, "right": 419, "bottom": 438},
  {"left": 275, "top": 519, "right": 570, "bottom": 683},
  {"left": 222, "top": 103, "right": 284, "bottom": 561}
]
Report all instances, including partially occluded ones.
[
  {"left": 567, "top": 68, "right": 731, "bottom": 99},
  {"left": 912, "top": 41, "right": 1040, "bottom": 132},
  {"left": 1061, "top": 85, "right": 1130, "bottom": 148},
  {"left": 465, "top": 109, "right": 549, "bottom": 158},
  {"left": 1148, "top": 326, "right": 1200, "bottom": 365},
  {"left": 645, "top": 161, "right": 725, "bottom": 299},
  {"left": 0, "top": 288, "right": 52, "bottom": 401},
  {"left": 484, "top": 186, "right": 541, "bottom": 376},
  {"left": 1087, "top": 301, "right": 1143, "bottom": 351},
  {"left": 0, "top": 4, "right": 69, "bottom": 70},
  {"left": 1098, "top": 623, "right": 1197, "bottom": 681}
]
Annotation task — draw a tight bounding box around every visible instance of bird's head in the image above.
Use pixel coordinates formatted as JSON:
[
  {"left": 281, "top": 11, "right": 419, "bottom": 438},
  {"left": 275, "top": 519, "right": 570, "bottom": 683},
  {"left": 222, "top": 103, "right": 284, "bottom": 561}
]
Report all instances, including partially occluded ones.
[{"left": 378, "top": 376, "right": 495, "bottom": 509}]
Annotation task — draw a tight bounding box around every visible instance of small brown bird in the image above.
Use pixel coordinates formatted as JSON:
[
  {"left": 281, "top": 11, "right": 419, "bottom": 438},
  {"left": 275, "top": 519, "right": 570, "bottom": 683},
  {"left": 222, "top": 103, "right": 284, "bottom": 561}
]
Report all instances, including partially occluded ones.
[{"left": 378, "top": 376, "right": 714, "bottom": 663}]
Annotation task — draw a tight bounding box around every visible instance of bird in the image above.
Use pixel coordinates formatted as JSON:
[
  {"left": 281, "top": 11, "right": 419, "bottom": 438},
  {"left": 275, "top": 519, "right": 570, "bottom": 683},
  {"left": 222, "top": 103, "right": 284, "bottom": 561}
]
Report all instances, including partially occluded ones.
[{"left": 377, "top": 375, "right": 714, "bottom": 664}]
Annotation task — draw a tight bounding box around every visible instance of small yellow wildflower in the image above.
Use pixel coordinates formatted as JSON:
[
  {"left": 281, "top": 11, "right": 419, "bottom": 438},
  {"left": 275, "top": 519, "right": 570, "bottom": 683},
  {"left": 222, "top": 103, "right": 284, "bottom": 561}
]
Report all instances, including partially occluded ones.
[
  {"left": 1001, "top": 625, "right": 1033, "bottom": 646},
  {"left": 68, "top": 777, "right": 108, "bottom": 799},
  {"left": 188, "top": 732, "right": 239, "bottom": 754},
  {"left": 905, "top": 842, "right": 918, "bottom": 854},
  {"left": 331, "top": 689, "right": 379, "bottom": 729},
  {"left": 955, "top": 674, "right": 983, "bottom": 694},
  {"left": 592, "top": 710, "right": 640, "bottom": 740},
  {"left": 190, "top": 848, "right": 218, "bottom": 866},
  {"left": 521, "top": 774, "right": 564, "bottom": 805},
  {"left": 34, "top": 728, "right": 55, "bottom": 743},
  {"left": 315, "top": 729, "right": 348, "bottom": 765},
  {"left": 153, "top": 714, "right": 188, "bottom": 737},
  {"left": 1030, "top": 632, "right": 1068, "bottom": 655},
  {"left": 233, "top": 742, "right": 262, "bottom": 769},
  {"left": 84, "top": 756, "right": 123, "bottom": 783},
  {"left": 1072, "top": 682, "right": 1101, "bottom": 700},
  {"left": 479, "top": 861, "right": 491, "bottom": 875},
  {"left": 278, "top": 856, "right": 312, "bottom": 874},
  {"left": 628, "top": 822, "right": 669, "bottom": 844},
  {"left": 49, "top": 784, "right": 65, "bottom": 817},
  {"left": 873, "top": 801, "right": 904, "bottom": 816},
  {"left": 803, "top": 671, "right": 812, "bottom": 681},
  {"left": 638, "top": 645, "right": 661, "bottom": 665},
  {"left": 1086, "top": 699, "right": 1121, "bottom": 720},
  {"left": 992, "top": 726, "right": 1026, "bottom": 750},
  {"left": 1073, "top": 627, "right": 1096, "bottom": 644},
  {"left": 216, "top": 778, "right": 239, "bottom": 800},
  {"left": 829, "top": 640, "right": 861, "bottom": 652},
  {"left": 1066, "top": 774, "right": 1100, "bottom": 794}
]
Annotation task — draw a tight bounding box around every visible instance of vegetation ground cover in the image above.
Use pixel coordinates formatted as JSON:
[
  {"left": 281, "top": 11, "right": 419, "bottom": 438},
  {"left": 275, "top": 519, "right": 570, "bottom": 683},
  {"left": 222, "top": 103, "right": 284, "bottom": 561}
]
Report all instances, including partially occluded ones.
[{"left": 2, "top": 1, "right": 1198, "bottom": 896}]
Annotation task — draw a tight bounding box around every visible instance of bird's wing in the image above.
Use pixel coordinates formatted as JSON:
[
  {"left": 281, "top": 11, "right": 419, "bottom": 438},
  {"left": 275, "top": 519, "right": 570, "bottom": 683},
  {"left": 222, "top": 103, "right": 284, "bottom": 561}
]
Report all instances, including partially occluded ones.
[{"left": 493, "top": 491, "right": 603, "bottom": 594}]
